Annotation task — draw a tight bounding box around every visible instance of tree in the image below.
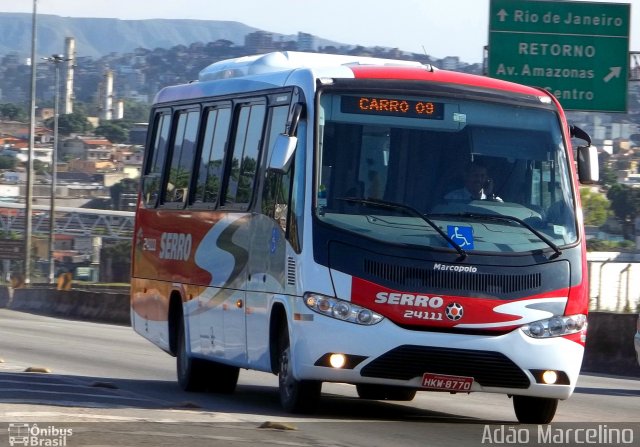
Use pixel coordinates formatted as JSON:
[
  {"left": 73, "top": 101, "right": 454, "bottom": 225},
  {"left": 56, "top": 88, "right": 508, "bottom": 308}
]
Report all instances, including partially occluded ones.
[
  {"left": 110, "top": 178, "right": 139, "bottom": 210},
  {"left": 607, "top": 184, "right": 640, "bottom": 222},
  {"left": 598, "top": 162, "right": 618, "bottom": 188},
  {"left": 33, "top": 159, "right": 48, "bottom": 175},
  {"left": 0, "top": 155, "right": 17, "bottom": 170},
  {"left": 95, "top": 121, "right": 129, "bottom": 143},
  {"left": 45, "top": 111, "right": 93, "bottom": 135},
  {"left": 122, "top": 99, "right": 150, "bottom": 123},
  {"left": 580, "top": 188, "right": 610, "bottom": 227},
  {"left": 606, "top": 184, "right": 640, "bottom": 239},
  {"left": 0, "top": 103, "right": 26, "bottom": 121}
]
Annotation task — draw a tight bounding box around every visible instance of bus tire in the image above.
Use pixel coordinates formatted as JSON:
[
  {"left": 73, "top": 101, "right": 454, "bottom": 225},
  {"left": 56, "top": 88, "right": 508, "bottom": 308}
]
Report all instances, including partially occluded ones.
[
  {"left": 513, "top": 395, "right": 558, "bottom": 424},
  {"left": 206, "top": 362, "right": 239, "bottom": 394},
  {"left": 277, "top": 326, "right": 321, "bottom": 413},
  {"left": 356, "top": 384, "right": 416, "bottom": 401},
  {"left": 176, "top": 317, "right": 207, "bottom": 392}
]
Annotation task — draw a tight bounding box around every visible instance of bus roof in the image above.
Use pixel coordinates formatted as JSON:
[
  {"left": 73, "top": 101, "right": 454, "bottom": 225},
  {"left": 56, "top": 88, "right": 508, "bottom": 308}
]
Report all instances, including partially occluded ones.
[
  {"left": 197, "top": 51, "right": 428, "bottom": 82},
  {"left": 153, "top": 51, "right": 550, "bottom": 105}
]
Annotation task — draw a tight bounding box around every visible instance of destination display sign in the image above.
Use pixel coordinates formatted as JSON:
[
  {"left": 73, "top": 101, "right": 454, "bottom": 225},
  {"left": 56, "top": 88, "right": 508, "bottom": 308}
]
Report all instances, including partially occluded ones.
[
  {"left": 341, "top": 96, "right": 444, "bottom": 119},
  {"left": 488, "top": 0, "right": 630, "bottom": 112}
]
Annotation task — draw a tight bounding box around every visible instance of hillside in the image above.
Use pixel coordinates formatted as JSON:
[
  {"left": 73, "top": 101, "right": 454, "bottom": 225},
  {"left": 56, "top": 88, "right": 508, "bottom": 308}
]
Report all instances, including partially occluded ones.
[{"left": 0, "top": 13, "right": 265, "bottom": 58}]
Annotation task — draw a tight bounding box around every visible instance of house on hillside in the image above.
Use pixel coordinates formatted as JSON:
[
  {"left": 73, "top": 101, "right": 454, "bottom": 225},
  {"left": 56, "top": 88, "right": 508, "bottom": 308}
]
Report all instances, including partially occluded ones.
[{"left": 60, "top": 136, "right": 113, "bottom": 162}]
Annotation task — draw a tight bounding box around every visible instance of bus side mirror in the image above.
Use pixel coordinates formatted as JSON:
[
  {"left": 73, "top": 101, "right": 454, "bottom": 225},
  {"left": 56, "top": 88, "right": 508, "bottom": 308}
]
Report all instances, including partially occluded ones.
[
  {"left": 268, "top": 134, "right": 297, "bottom": 173},
  {"left": 577, "top": 145, "right": 599, "bottom": 184}
]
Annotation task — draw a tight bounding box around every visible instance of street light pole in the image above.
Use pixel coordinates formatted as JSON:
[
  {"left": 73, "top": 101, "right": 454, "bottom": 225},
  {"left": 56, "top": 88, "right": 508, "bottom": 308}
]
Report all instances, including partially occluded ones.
[
  {"left": 43, "top": 54, "right": 66, "bottom": 284},
  {"left": 24, "top": 0, "right": 37, "bottom": 285}
]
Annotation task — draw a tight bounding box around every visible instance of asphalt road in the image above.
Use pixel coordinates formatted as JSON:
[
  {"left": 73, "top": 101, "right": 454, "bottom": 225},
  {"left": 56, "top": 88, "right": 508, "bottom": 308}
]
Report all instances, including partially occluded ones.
[{"left": 0, "top": 309, "right": 638, "bottom": 447}]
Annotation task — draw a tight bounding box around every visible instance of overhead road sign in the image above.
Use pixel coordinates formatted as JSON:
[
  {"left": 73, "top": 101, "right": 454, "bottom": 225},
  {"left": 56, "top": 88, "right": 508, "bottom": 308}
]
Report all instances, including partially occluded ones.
[{"left": 488, "top": 0, "right": 630, "bottom": 112}]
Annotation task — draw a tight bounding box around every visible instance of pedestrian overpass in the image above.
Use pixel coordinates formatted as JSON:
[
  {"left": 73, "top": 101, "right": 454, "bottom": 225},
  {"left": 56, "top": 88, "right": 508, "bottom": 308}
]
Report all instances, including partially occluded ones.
[{"left": 0, "top": 201, "right": 135, "bottom": 240}]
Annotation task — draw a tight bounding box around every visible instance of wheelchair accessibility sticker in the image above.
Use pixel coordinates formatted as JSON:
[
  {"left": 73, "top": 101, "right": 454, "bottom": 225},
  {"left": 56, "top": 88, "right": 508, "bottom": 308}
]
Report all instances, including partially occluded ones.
[{"left": 447, "top": 225, "right": 474, "bottom": 250}]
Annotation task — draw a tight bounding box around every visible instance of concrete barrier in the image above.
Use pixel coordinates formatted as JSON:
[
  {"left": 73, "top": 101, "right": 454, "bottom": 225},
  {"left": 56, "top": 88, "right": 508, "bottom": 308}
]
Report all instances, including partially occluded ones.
[
  {"left": 0, "top": 285, "right": 130, "bottom": 325},
  {"left": 0, "top": 286, "right": 638, "bottom": 378},
  {"left": 582, "top": 312, "right": 640, "bottom": 377}
]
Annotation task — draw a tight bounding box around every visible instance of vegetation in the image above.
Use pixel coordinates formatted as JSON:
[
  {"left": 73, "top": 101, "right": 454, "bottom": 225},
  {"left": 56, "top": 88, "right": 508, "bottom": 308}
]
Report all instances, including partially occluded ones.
[
  {"left": 0, "top": 103, "right": 26, "bottom": 121},
  {"left": 586, "top": 238, "right": 636, "bottom": 252},
  {"left": 44, "top": 111, "right": 94, "bottom": 135},
  {"left": 0, "top": 155, "right": 17, "bottom": 170},
  {"left": 94, "top": 120, "right": 129, "bottom": 143},
  {"left": 580, "top": 188, "right": 610, "bottom": 227},
  {"left": 110, "top": 178, "right": 139, "bottom": 210}
]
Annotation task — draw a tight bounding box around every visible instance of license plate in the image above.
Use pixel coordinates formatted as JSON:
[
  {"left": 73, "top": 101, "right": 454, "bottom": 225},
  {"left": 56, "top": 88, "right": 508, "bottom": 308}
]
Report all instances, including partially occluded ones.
[{"left": 421, "top": 373, "right": 474, "bottom": 391}]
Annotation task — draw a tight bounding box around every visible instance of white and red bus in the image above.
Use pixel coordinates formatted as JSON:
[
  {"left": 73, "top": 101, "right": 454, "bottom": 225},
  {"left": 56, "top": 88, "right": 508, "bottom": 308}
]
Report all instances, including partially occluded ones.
[{"left": 131, "top": 51, "right": 598, "bottom": 423}]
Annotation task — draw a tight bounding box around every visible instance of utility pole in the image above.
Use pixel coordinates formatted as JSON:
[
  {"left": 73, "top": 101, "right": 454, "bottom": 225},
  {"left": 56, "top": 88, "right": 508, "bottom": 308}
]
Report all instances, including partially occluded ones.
[{"left": 43, "top": 55, "right": 68, "bottom": 284}]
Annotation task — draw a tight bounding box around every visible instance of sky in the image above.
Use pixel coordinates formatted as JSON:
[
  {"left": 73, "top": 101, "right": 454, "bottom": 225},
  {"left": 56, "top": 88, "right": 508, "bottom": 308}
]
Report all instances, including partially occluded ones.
[{"left": 0, "top": 0, "right": 639, "bottom": 64}]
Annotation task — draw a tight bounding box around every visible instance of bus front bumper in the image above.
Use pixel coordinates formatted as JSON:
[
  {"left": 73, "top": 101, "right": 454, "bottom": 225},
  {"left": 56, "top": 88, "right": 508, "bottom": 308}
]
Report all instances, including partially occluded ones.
[{"left": 290, "top": 315, "right": 584, "bottom": 400}]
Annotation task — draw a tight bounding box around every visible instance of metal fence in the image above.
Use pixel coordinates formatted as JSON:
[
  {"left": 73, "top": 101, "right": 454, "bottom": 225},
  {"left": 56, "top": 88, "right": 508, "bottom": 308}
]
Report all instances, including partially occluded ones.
[{"left": 588, "top": 252, "right": 640, "bottom": 313}]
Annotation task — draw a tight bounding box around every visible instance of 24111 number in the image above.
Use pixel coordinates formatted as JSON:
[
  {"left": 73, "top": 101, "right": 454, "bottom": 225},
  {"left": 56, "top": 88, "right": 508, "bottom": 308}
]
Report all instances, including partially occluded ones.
[{"left": 403, "top": 310, "right": 443, "bottom": 320}]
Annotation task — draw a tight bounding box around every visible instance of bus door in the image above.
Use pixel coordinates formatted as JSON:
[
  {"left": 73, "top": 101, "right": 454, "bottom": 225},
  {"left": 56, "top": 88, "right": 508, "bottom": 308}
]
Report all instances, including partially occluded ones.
[
  {"left": 246, "top": 103, "right": 292, "bottom": 370},
  {"left": 218, "top": 101, "right": 266, "bottom": 365}
]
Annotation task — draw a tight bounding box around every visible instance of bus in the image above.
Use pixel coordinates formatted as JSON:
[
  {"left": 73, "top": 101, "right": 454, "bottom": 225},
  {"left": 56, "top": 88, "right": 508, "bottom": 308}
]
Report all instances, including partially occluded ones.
[{"left": 131, "top": 51, "right": 598, "bottom": 423}]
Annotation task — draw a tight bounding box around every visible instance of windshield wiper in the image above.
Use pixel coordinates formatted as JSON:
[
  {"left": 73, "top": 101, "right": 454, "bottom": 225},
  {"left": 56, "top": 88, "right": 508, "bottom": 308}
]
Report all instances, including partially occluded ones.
[
  {"left": 429, "top": 212, "right": 562, "bottom": 259},
  {"left": 336, "top": 197, "right": 467, "bottom": 260}
]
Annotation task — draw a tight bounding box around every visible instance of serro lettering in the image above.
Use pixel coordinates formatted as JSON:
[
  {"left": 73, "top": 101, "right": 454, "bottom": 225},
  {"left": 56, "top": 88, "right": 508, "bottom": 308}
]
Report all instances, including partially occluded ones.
[
  {"left": 159, "top": 232, "right": 192, "bottom": 261},
  {"left": 433, "top": 263, "right": 477, "bottom": 273},
  {"left": 375, "top": 292, "right": 443, "bottom": 308}
]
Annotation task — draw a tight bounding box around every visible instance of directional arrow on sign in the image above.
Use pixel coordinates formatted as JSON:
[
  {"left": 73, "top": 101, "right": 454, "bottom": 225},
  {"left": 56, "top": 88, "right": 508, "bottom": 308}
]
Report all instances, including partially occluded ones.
[
  {"left": 497, "top": 9, "right": 508, "bottom": 22},
  {"left": 603, "top": 67, "right": 622, "bottom": 83}
]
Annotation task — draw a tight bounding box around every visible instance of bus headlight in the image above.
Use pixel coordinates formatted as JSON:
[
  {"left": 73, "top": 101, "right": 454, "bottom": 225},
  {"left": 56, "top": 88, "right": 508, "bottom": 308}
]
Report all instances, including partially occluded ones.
[
  {"left": 521, "top": 314, "right": 587, "bottom": 338},
  {"left": 304, "top": 293, "right": 384, "bottom": 325}
]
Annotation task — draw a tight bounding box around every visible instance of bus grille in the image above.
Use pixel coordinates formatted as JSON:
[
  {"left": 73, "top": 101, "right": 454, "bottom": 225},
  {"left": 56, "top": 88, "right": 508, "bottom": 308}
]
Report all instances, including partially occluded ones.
[
  {"left": 364, "top": 259, "right": 541, "bottom": 294},
  {"left": 360, "top": 345, "right": 530, "bottom": 389}
]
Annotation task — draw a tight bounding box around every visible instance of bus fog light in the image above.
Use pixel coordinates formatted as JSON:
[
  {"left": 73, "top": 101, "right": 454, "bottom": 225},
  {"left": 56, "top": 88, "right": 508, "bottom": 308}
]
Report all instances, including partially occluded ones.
[
  {"left": 542, "top": 370, "right": 558, "bottom": 384},
  {"left": 329, "top": 353, "right": 346, "bottom": 368}
]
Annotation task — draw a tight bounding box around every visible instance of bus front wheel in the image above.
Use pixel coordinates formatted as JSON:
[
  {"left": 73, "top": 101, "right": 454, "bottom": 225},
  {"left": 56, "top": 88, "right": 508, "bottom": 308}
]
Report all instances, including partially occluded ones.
[
  {"left": 278, "top": 327, "right": 321, "bottom": 413},
  {"left": 176, "top": 317, "right": 239, "bottom": 394},
  {"left": 513, "top": 395, "right": 558, "bottom": 424}
]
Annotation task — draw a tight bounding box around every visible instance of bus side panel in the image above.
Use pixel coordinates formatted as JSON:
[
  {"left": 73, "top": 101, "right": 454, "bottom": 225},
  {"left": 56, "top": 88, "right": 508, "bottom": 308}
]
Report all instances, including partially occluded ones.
[
  {"left": 130, "top": 277, "right": 171, "bottom": 352},
  {"left": 246, "top": 214, "right": 289, "bottom": 370},
  {"left": 131, "top": 207, "right": 239, "bottom": 356},
  {"left": 192, "top": 213, "right": 250, "bottom": 366}
]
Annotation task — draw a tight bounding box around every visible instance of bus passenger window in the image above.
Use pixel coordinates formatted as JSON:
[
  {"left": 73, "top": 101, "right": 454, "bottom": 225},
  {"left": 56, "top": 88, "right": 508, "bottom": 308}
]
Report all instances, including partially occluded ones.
[
  {"left": 225, "top": 103, "right": 266, "bottom": 209},
  {"left": 195, "top": 107, "right": 230, "bottom": 206},
  {"left": 163, "top": 109, "right": 199, "bottom": 204},
  {"left": 142, "top": 112, "right": 171, "bottom": 208}
]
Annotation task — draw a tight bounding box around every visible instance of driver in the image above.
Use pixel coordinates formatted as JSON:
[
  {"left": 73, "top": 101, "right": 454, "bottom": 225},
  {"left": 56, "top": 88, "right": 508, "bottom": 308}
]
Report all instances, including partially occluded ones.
[{"left": 444, "top": 161, "right": 502, "bottom": 202}]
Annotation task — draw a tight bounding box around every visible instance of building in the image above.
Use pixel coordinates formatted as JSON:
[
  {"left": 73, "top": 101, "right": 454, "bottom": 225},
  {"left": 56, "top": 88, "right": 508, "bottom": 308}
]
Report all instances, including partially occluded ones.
[{"left": 245, "top": 31, "right": 278, "bottom": 53}]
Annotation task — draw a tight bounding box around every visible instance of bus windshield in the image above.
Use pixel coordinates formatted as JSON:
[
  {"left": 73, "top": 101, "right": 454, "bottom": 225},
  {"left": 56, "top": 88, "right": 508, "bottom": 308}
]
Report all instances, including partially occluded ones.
[{"left": 316, "top": 92, "right": 577, "bottom": 254}]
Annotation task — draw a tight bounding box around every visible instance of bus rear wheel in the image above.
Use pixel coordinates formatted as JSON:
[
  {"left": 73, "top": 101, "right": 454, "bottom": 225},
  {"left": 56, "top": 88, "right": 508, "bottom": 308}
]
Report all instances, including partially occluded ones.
[
  {"left": 277, "top": 327, "right": 321, "bottom": 413},
  {"left": 513, "top": 395, "right": 558, "bottom": 424},
  {"left": 356, "top": 384, "right": 416, "bottom": 401}
]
